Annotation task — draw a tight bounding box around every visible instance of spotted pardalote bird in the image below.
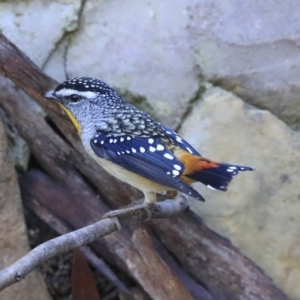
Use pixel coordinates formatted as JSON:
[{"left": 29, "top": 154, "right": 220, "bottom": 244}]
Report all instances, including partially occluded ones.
[{"left": 45, "top": 77, "right": 253, "bottom": 209}]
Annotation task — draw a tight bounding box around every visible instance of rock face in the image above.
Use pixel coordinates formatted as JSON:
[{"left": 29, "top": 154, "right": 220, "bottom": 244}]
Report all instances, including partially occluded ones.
[
  {"left": 0, "top": 118, "right": 51, "bottom": 300},
  {"left": 2, "top": 0, "right": 297, "bottom": 126},
  {"left": 0, "top": 0, "right": 81, "bottom": 67},
  {"left": 65, "top": 0, "right": 201, "bottom": 128},
  {"left": 179, "top": 87, "right": 300, "bottom": 300},
  {"left": 187, "top": 1, "right": 300, "bottom": 128},
  {"left": 188, "top": 0, "right": 300, "bottom": 126},
  {"left": 43, "top": 0, "right": 300, "bottom": 128}
]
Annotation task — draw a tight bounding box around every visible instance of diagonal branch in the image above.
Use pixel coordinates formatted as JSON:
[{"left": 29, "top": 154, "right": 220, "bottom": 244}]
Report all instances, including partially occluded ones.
[{"left": 0, "top": 195, "right": 188, "bottom": 292}]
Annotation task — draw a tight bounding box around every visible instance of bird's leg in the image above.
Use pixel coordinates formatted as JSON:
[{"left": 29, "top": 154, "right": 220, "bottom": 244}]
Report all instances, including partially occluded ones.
[
  {"left": 142, "top": 191, "right": 157, "bottom": 220},
  {"left": 165, "top": 190, "right": 178, "bottom": 199},
  {"left": 102, "top": 192, "right": 157, "bottom": 222}
]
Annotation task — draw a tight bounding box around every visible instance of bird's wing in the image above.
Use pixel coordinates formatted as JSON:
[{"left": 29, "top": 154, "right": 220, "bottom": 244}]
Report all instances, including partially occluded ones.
[
  {"left": 90, "top": 133, "right": 204, "bottom": 201},
  {"left": 160, "top": 125, "right": 201, "bottom": 156}
]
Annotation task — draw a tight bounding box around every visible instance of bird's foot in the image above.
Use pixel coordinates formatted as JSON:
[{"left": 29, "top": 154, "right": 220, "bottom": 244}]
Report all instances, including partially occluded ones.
[
  {"left": 157, "top": 190, "right": 178, "bottom": 201},
  {"left": 102, "top": 202, "right": 156, "bottom": 224}
]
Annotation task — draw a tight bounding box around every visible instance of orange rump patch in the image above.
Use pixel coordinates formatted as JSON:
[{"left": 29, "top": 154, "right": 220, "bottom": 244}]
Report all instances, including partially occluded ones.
[{"left": 175, "top": 150, "right": 219, "bottom": 184}]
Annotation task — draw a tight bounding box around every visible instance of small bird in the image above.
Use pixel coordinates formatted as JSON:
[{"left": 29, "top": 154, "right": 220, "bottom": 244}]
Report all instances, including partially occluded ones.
[{"left": 45, "top": 77, "right": 253, "bottom": 215}]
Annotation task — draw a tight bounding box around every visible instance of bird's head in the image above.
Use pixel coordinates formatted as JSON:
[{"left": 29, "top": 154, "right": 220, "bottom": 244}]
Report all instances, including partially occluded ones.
[{"left": 45, "top": 77, "right": 125, "bottom": 134}]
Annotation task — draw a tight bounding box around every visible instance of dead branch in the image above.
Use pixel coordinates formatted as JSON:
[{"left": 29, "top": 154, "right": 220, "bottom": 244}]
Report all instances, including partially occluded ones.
[{"left": 0, "top": 195, "right": 188, "bottom": 292}]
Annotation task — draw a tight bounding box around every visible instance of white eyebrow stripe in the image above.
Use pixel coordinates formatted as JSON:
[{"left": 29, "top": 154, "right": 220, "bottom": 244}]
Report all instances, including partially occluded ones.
[{"left": 55, "top": 88, "right": 97, "bottom": 98}]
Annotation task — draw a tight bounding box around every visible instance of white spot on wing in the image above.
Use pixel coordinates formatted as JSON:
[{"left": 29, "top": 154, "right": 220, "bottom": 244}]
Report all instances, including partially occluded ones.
[
  {"left": 157, "top": 144, "right": 164, "bottom": 151},
  {"left": 172, "top": 170, "right": 180, "bottom": 176},
  {"left": 148, "top": 138, "right": 154, "bottom": 144},
  {"left": 120, "top": 137, "right": 124, "bottom": 142},
  {"left": 176, "top": 136, "right": 183, "bottom": 143},
  {"left": 132, "top": 148, "right": 137, "bottom": 153},
  {"left": 173, "top": 164, "right": 181, "bottom": 170},
  {"left": 140, "top": 147, "right": 145, "bottom": 153},
  {"left": 164, "top": 153, "right": 174, "bottom": 160},
  {"left": 207, "top": 185, "right": 216, "bottom": 190},
  {"left": 186, "top": 147, "right": 193, "bottom": 154},
  {"left": 149, "top": 146, "right": 156, "bottom": 152}
]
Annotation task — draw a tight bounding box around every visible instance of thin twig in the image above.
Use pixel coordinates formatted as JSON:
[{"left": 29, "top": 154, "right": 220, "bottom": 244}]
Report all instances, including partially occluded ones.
[{"left": 0, "top": 195, "right": 188, "bottom": 291}]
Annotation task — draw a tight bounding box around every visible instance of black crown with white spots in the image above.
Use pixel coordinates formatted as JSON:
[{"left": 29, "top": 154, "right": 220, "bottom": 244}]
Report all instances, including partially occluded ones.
[{"left": 55, "top": 77, "right": 115, "bottom": 94}]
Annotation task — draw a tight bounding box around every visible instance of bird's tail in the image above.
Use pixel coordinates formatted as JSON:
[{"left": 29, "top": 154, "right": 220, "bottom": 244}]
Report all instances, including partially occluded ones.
[{"left": 185, "top": 158, "right": 254, "bottom": 191}]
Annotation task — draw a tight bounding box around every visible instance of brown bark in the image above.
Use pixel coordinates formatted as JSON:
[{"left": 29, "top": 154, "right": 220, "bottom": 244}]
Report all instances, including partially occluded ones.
[
  {"left": 19, "top": 170, "right": 199, "bottom": 300},
  {"left": 0, "top": 32, "right": 288, "bottom": 300}
]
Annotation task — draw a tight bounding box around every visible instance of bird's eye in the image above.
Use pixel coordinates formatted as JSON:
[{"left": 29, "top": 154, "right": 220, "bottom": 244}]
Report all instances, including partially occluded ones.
[{"left": 69, "top": 94, "right": 81, "bottom": 103}]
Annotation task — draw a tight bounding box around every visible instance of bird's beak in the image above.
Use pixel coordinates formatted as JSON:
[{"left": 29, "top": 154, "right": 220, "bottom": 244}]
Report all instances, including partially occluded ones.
[{"left": 44, "top": 90, "right": 58, "bottom": 100}]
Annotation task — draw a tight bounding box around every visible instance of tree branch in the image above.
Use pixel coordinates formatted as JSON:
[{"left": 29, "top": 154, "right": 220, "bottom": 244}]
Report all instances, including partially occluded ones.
[{"left": 0, "top": 195, "right": 188, "bottom": 292}]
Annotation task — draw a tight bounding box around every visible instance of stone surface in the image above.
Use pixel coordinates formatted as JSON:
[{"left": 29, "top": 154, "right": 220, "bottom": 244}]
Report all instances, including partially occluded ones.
[
  {"left": 179, "top": 87, "right": 300, "bottom": 300},
  {"left": 0, "top": 0, "right": 82, "bottom": 67},
  {"left": 187, "top": 0, "right": 300, "bottom": 128},
  {"left": 65, "top": 0, "right": 201, "bottom": 127},
  {"left": 0, "top": 117, "right": 51, "bottom": 300},
  {"left": 44, "top": 38, "right": 70, "bottom": 83},
  {"left": 43, "top": 0, "right": 300, "bottom": 128},
  {"left": 2, "top": 0, "right": 299, "bottom": 127}
]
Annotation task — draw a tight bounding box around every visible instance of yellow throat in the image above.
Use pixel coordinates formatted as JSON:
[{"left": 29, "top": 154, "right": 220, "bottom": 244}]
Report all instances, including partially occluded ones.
[{"left": 59, "top": 104, "right": 81, "bottom": 135}]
